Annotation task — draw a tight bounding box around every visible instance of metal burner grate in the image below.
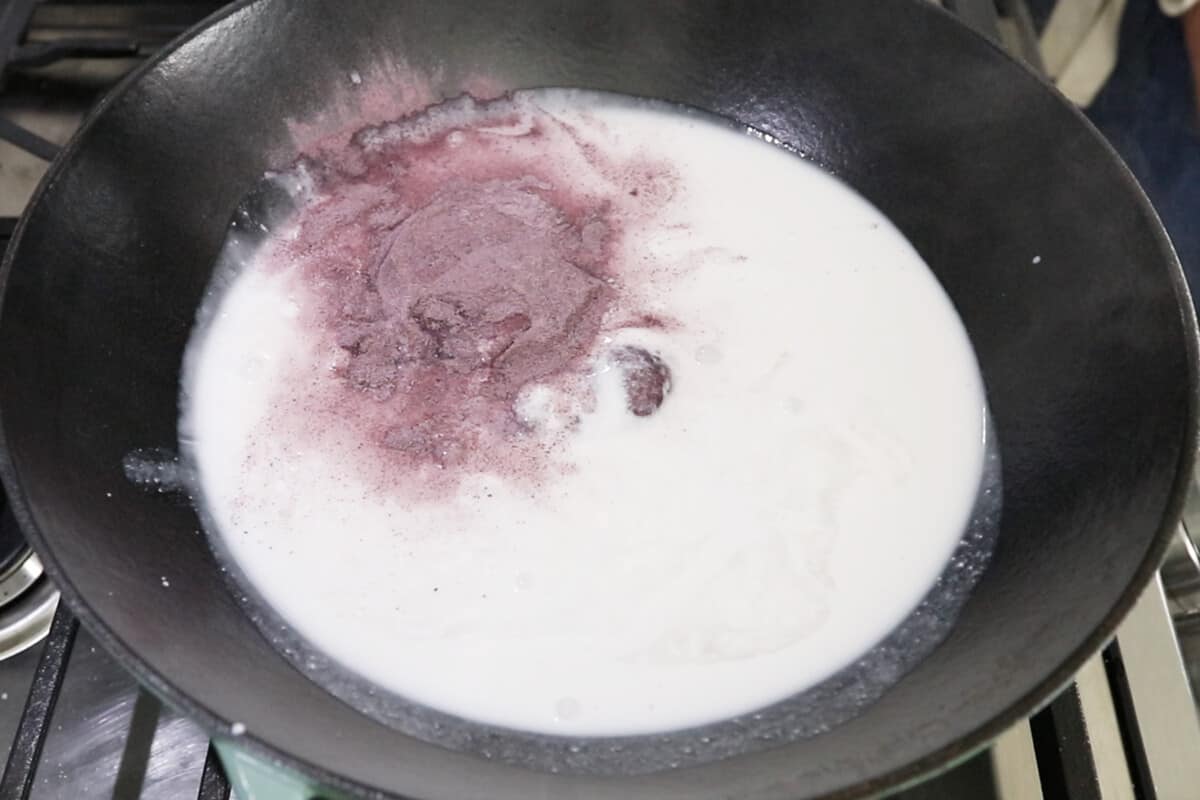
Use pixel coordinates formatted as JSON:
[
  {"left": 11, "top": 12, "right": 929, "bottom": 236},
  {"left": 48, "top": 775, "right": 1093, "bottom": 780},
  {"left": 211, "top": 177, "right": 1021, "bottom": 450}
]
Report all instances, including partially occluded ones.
[{"left": 0, "top": 604, "right": 232, "bottom": 799}]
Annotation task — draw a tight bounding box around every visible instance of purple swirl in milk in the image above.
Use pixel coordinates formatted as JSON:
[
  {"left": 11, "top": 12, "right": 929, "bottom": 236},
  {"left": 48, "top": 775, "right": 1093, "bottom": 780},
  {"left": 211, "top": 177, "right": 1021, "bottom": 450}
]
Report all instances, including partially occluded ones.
[{"left": 253, "top": 95, "right": 682, "bottom": 498}]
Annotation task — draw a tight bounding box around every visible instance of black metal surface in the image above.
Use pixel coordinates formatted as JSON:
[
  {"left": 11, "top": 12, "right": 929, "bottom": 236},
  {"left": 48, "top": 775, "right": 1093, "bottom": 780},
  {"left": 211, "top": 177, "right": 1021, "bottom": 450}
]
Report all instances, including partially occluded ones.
[
  {"left": 0, "top": 0, "right": 40, "bottom": 68},
  {"left": 1030, "top": 686, "right": 1102, "bottom": 800},
  {"left": 0, "top": 606, "right": 78, "bottom": 799},
  {"left": 0, "top": 115, "right": 60, "bottom": 162},
  {"left": 12, "top": 1, "right": 225, "bottom": 72},
  {"left": 30, "top": 1, "right": 226, "bottom": 35},
  {"left": 995, "top": 0, "right": 1047, "bottom": 72},
  {"left": 0, "top": 1, "right": 1195, "bottom": 799},
  {"left": 110, "top": 688, "right": 162, "bottom": 799},
  {"left": 11, "top": 38, "right": 141, "bottom": 69},
  {"left": 197, "top": 743, "right": 231, "bottom": 800},
  {"left": 1102, "top": 643, "right": 1155, "bottom": 799},
  {"left": 943, "top": 0, "right": 1002, "bottom": 42}
]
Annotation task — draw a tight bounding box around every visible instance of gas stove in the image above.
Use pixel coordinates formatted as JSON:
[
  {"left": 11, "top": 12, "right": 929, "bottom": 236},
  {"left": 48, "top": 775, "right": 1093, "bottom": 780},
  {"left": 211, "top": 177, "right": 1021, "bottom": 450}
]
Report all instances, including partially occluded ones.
[{"left": 1, "top": 2, "right": 1199, "bottom": 799}]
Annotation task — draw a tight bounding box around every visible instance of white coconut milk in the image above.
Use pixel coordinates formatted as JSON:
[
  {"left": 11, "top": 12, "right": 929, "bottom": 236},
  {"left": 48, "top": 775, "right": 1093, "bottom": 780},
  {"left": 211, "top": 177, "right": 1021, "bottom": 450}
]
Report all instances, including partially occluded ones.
[{"left": 181, "top": 92, "right": 988, "bottom": 737}]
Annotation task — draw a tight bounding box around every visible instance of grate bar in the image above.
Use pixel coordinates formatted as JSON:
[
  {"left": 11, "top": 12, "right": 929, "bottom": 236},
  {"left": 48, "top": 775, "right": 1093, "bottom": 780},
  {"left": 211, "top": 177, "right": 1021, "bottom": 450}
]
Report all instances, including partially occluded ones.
[
  {"left": 1112, "top": 575, "right": 1200, "bottom": 799},
  {"left": 0, "top": 605, "right": 78, "bottom": 799},
  {"left": 942, "top": 0, "right": 1003, "bottom": 43},
  {"left": 0, "top": 0, "right": 39, "bottom": 67},
  {"left": 0, "top": 115, "right": 60, "bottom": 161},
  {"left": 10, "top": 38, "right": 140, "bottom": 69},
  {"left": 197, "top": 741, "right": 231, "bottom": 800}
]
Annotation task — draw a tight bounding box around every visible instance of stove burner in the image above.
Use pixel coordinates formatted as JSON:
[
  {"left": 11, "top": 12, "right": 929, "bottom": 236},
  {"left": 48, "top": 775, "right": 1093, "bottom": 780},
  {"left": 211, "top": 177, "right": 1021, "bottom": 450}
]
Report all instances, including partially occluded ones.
[{"left": 0, "top": 506, "right": 56, "bottom": 660}]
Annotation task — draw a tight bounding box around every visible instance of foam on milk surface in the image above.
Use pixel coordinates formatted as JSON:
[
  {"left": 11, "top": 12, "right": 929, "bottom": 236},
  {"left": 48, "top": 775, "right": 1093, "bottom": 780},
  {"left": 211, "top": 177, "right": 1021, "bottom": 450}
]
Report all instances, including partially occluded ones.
[{"left": 183, "top": 91, "right": 988, "bottom": 737}]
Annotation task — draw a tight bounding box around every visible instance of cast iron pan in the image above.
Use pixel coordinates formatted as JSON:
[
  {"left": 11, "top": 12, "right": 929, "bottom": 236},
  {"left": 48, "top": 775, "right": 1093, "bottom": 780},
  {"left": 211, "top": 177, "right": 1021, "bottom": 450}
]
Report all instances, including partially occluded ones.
[{"left": 0, "top": 1, "right": 1196, "bottom": 798}]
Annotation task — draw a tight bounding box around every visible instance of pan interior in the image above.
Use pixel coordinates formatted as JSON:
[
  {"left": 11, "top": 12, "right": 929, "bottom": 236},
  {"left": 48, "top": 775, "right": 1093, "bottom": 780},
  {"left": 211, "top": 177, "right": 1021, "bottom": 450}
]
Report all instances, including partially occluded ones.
[{"left": 178, "top": 90, "right": 1004, "bottom": 775}]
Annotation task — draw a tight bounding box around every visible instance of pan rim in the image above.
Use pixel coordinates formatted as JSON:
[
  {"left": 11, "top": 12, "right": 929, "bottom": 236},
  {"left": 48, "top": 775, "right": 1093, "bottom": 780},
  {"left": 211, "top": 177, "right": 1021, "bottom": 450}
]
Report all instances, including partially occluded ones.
[{"left": 0, "top": 0, "right": 1196, "bottom": 798}]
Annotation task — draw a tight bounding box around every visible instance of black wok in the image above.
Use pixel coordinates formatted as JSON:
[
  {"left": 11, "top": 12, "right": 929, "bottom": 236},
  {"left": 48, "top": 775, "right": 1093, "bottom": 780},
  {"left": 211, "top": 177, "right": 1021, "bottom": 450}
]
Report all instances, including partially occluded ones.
[{"left": 0, "top": 1, "right": 1196, "bottom": 798}]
